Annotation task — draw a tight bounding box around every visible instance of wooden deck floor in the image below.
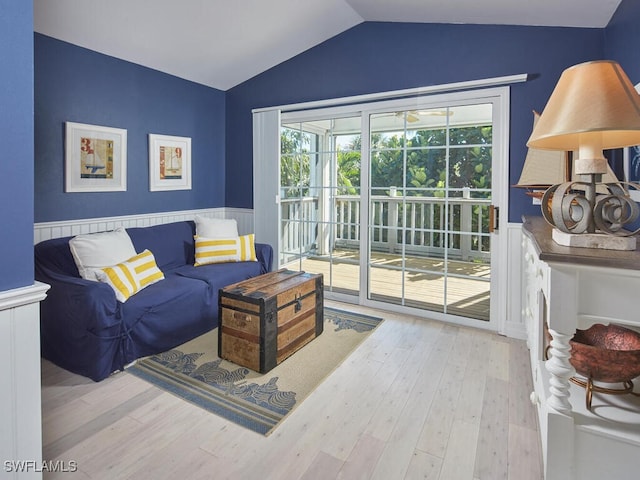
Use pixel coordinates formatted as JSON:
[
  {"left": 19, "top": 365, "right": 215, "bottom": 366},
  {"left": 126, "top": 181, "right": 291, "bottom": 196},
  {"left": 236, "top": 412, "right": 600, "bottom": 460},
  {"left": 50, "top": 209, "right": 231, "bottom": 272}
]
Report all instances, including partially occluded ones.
[{"left": 289, "top": 249, "right": 491, "bottom": 321}]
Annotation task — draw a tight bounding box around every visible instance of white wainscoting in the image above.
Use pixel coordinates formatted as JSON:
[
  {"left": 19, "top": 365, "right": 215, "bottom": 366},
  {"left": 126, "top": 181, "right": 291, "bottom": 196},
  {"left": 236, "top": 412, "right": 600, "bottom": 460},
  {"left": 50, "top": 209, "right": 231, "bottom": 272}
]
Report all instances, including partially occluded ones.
[
  {"left": 34, "top": 208, "right": 256, "bottom": 243},
  {"left": 0, "top": 282, "right": 49, "bottom": 479},
  {"left": 503, "top": 222, "right": 526, "bottom": 340},
  {"left": 224, "top": 207, "right": 255, "bottom": 237}
]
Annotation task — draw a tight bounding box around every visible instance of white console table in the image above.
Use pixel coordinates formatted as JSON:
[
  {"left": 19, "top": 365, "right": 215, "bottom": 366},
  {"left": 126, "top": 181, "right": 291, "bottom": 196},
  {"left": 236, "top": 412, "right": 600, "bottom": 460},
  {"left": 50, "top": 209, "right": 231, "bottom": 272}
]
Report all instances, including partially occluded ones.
[{"left": 521, "top": 216, "right": 640, "bottom": 480}]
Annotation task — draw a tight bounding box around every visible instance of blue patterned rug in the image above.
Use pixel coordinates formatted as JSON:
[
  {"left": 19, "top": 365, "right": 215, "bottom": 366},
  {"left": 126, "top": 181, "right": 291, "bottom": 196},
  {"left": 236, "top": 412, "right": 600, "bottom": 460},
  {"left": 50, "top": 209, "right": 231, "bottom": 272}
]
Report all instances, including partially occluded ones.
[{"left": 128, "top": 307, "right": 383, "bottom": 435}]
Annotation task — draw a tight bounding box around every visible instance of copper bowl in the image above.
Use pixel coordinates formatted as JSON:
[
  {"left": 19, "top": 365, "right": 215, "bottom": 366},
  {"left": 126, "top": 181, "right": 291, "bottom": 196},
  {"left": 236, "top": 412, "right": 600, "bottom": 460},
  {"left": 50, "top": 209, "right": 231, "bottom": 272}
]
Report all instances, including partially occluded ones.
[{"left": 570, "top": 323, "right": 640, "bottom": 384}]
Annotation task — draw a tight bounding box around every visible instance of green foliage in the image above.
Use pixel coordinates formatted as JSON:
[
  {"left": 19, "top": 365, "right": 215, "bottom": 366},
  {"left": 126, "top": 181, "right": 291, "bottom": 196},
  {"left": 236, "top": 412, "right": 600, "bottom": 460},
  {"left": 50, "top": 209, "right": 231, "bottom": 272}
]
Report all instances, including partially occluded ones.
[
  {"left": 283, "top": 124, "right": 492, "bottom": 199},
  {"left": 337, "top": 150, "right": 360, "bottom": 194},
  {"left": 365, "top": 124, "right": 492, "bottom": 196},
  {"left": 408, "top": 166, "right": 427, "bottom": 188},
  {"left": 280, "top": 127, "right": 312, "bottom": 198},
  {"left": 280, "top": 119, "right": 493, "bottom": 253}
]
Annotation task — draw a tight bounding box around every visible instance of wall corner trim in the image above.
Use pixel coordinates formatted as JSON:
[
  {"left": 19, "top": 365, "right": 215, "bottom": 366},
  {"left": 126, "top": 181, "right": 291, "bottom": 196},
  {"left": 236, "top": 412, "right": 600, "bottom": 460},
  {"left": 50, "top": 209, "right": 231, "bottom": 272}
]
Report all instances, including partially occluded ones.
[{"left": 0, "top": 282, "right": 50, "bottom": 311}]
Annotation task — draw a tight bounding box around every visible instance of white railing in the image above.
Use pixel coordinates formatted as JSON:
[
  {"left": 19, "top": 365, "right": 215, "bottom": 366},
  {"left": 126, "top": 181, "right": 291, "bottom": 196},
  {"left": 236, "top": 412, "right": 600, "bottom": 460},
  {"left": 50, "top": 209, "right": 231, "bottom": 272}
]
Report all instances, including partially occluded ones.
[
  {"left": 281, "top": 193, "right": 491, "bottom": 262},
  {"left": 281, "top": 197, "right": 318, "bottom": 258}
]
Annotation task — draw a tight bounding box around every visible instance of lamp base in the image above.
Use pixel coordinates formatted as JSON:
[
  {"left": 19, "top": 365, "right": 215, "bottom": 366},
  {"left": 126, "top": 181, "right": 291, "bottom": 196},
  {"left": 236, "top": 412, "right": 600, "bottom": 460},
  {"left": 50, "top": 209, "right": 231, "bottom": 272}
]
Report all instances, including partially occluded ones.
[{"left": 552, "top": 228, "right": 637, "bottom": 250}]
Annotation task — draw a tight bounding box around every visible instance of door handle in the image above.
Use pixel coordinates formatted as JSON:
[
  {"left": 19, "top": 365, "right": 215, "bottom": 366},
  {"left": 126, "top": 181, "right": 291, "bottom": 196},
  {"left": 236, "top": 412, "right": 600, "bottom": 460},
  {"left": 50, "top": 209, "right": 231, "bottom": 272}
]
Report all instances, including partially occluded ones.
[{"left": 489, "top": 205, "right": 499, "bottom": 233}]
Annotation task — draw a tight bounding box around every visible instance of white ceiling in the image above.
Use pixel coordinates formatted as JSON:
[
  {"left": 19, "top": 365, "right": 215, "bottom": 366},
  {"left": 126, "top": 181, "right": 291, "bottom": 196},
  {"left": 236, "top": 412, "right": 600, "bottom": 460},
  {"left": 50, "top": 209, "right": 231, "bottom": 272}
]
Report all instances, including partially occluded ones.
[{"left": 33, "top": 0, "right": 622, "bottom": 91}]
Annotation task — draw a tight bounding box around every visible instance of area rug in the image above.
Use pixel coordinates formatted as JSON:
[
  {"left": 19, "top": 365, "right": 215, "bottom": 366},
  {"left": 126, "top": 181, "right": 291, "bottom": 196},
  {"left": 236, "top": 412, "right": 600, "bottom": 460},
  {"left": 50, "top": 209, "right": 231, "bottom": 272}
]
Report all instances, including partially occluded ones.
[{"left": 127, "top": 307, "right": 383, "bottom": 435}]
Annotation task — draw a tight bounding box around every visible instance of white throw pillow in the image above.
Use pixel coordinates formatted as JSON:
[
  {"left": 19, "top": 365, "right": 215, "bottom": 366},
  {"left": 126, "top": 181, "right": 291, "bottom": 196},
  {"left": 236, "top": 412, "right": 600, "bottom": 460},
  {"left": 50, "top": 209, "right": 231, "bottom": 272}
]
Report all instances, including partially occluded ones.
[
  {"left": 69, "top": 227, "right": 138, "bottom": 281},
  {"left": 194, "top": 215, "right": 239, "bottom": 239}
]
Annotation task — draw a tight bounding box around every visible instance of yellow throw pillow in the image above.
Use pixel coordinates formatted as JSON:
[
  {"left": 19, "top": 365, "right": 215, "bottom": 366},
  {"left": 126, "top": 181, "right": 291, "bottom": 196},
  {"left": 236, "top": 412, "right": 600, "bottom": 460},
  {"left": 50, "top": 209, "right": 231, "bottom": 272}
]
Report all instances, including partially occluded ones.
[
  {"left": 194, "top": 234, "right": 257, "bottom": 266},
  {"left": 97, "top": 249, "right": 165, "bottom": 302}
]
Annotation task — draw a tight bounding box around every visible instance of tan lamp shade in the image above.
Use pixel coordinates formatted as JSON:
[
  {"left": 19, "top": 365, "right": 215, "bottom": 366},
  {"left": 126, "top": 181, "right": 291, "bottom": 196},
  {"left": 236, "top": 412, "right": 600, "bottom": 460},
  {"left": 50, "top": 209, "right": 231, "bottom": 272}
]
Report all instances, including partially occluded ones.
[{"left": 527, "top": 60, "right": 640, "bottom": 151}]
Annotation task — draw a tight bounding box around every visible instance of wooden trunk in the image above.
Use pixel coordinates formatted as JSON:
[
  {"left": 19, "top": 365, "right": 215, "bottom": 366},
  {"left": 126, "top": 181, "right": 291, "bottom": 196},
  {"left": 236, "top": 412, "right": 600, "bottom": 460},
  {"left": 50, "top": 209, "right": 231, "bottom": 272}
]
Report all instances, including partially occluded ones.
[{"left": 218, "top": 269, "right": 323, "bottom": 373}]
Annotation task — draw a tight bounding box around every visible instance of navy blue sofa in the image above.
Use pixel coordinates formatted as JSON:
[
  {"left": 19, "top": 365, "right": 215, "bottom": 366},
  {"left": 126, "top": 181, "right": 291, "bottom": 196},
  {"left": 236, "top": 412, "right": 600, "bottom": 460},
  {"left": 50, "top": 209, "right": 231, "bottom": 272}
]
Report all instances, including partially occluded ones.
[{"left": 35, "top": 220, "right": 273, "bottom": 381}]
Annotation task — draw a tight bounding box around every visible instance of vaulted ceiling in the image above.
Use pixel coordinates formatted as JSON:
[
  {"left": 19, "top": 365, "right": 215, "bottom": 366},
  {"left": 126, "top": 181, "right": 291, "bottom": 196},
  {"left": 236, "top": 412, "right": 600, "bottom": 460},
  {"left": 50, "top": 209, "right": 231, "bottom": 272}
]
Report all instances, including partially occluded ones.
[{"left": 33, "top": 0, "right": 622, "bottom": 91}]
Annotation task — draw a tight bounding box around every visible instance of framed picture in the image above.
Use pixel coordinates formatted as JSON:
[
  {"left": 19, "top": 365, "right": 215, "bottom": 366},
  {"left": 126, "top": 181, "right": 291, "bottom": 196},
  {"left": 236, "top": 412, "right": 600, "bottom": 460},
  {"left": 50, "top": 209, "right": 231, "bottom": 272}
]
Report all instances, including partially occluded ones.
[
  {"left": 625, "top": 81, "right": 640, "bottom": 201},
  {"left": 623, "top": 145, "right": 640, "bottom": 201},
  {"left": 623, "top": 83, "right": 640, "bottom": 202},
  {"left": 65, "top": 122, "right": 127, "bottom": 192},
  {"left": 149, "top": 134, "right": 192, "bottom": 191}
]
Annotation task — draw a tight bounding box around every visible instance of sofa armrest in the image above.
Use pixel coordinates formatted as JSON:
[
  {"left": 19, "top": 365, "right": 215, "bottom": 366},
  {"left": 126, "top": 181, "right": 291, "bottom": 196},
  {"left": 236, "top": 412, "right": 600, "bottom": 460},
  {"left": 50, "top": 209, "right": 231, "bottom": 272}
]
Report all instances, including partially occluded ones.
[
  {"left": 255, "top": 242, "right": 273, "bottom": 273},
  {"left": 37, "top": 267, "right": 119, "bottom": 331},
  {"left": 37, "top": 266, "right": 124, "bottom": 381}
]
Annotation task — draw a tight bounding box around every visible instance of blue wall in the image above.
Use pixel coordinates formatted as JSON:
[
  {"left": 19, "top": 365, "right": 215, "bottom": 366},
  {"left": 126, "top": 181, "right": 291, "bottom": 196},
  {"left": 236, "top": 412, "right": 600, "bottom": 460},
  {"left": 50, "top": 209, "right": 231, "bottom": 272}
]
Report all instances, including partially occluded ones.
[
  {"left": 226, "top": 22, "right": 605, "bottom": 223},
  {"left": 0, "top": 0, "right": 34, "bottom": 290},
  {"left": 34, "top": 34, "right": 226, "bottom": 222},
  {"left": 29, "top": 1, "right": 639, "bottom": 230},
  {"left": 605, "top": 0, "right": 640, "bottom": 83}
]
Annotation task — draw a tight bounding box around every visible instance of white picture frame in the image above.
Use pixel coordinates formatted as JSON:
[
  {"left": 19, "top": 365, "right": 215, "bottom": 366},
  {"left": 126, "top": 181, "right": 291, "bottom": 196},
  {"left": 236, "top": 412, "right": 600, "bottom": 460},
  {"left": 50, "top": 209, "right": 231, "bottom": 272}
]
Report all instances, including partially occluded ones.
[
  {"left": 65, "top": 122, "right": 127, "bottom": 192},
  {"left": 149, "top": 134, "right": 192, "bottom": 191}
]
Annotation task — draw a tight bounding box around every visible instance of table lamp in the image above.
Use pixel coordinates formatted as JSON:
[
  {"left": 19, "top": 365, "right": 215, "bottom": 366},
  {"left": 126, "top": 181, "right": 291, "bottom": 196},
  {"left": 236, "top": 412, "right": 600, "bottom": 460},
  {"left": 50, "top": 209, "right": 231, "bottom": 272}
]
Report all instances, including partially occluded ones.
[{"left": 527, "top": 60, "right": 640, "bottom": 250}]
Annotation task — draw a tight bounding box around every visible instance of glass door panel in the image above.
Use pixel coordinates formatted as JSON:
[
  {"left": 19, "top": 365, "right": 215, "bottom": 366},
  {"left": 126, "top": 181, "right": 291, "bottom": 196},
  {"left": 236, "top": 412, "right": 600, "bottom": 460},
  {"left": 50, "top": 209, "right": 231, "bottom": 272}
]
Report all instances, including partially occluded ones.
[
  {"left": 280, "top": 117, "right": 361, "bottom": 296},
  {"left": 367, "top": 104, "right": 493, "bottom": 321},
  {"left": 279, "top": 124, "right": 316, "bottom": 267}
]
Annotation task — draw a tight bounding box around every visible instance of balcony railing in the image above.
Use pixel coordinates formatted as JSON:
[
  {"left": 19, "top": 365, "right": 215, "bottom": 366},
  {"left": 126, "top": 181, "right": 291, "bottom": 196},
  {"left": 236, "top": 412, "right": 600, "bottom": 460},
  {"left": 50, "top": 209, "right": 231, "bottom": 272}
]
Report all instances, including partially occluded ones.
[{"left": 280, "top": 192, "right": 492, "bottom": 263}]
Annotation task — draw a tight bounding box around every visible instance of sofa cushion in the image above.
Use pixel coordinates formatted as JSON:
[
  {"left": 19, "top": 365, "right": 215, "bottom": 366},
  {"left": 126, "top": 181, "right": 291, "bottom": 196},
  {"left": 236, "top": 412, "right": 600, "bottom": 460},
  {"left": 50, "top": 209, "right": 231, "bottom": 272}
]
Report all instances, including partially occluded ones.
[
  {"left": 127, "top": 221, "right": 196, "bottom": 271},
  {"left": 175, "top": 260, "right": 264, "bottom": 292},
  {"left": 118, "top": 272, "right": 218, "bottom": 361},
  {"left": 96, "top": 249, "right": 165, "bottom": 302},
  {"left": 194, "top": 234, "right": 256, "bottom": 266},
  {"left": 69, "top": 227, "right": 137, "bottom": 281}
]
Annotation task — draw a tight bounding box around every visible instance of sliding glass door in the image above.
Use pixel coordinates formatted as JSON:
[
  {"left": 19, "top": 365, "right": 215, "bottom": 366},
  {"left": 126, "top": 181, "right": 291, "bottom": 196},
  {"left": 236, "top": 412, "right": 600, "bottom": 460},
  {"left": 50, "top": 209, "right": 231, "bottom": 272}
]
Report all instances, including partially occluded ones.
[
  {"left": 367, "top": 104, "right": 493, "bottom": 320},
  {"left": 271, "top": 88, "right": 507, "bottom": 328}
]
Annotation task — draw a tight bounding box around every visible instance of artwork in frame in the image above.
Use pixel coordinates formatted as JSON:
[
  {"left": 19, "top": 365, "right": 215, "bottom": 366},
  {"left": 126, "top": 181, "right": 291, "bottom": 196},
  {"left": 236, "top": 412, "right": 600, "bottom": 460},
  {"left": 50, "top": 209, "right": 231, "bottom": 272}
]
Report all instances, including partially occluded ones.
[
  {"left": 65, "top": 122, "right": 127, "bottom": 192},
  {"left": 625, "top": 146, "right": 640, "bottom": 182},
  {"left": 623, "top": 145, "right": 640, "bottom": 201},
  {"left": 625, "top": 82, "right": 640, "bottom": 201},
  {"left": 149, "top": 134, "right": 192, "bottom": 191}
]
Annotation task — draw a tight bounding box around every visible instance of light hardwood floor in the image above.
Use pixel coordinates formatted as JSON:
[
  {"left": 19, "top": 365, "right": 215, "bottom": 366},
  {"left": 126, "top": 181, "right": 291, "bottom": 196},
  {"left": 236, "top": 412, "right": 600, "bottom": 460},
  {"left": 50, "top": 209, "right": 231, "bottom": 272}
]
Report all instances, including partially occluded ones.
[{"left": 40, "top": 301, "right": 542, "bottom": 480}]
